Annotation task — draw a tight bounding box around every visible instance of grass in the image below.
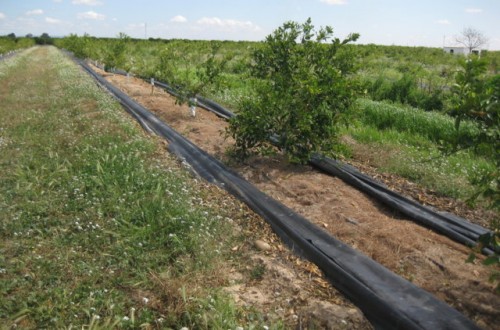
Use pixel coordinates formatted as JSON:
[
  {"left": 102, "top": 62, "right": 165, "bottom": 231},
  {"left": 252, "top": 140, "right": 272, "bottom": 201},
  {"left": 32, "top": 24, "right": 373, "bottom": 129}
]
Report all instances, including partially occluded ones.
[
  {"left": 355, "top": 98, "right": 480, "bottom": 145},
  {"left": 344, "top": 99, "right": 495, "bottom": 200},
  {"left": 0, "top": 46, "right": 279, "bottom": 329}
]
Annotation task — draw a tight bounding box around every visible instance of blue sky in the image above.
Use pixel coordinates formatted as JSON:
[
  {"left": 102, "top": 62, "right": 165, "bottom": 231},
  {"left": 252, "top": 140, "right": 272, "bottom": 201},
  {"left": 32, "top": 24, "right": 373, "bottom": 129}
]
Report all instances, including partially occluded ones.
[{"left": 1, "top": 0, "right": 499, "bottom": 49}]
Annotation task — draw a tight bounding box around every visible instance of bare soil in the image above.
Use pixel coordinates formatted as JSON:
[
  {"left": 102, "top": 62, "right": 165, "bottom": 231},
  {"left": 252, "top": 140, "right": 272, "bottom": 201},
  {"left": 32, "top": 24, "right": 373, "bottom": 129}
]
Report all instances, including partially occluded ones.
[{"left": 93, "top": 67, "right": 500, "bottom": 329}]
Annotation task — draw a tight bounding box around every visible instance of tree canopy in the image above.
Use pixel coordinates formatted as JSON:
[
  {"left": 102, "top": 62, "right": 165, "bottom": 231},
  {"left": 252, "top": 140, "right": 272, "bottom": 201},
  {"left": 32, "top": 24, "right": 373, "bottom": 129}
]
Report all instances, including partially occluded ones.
[
  {"left": 227, "top": 18, "right": 360, "bottom": 163},
  {"left": 455, "top": 27, "right": 488, "bottom": 52}
]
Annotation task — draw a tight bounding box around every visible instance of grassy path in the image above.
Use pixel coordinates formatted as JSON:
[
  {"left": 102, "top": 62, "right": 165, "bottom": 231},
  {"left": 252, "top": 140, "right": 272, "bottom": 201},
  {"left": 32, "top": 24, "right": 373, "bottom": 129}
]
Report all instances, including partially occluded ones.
[{"left": 0, "top": 46, "right": 254, "bottom": 328}]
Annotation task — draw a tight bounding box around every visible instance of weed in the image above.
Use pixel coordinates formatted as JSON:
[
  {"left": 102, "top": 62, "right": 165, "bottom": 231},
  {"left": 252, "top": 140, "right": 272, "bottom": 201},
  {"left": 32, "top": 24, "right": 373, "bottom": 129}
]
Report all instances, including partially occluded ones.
[
  {"left": 355, "top": 98, "right": 480, "bottom": 148},
  {"left": 344, "top": 98, "right": 496, "bottom": 201},
  {"left": 250, "top": 264, "right": 266, "bottom": 281}
]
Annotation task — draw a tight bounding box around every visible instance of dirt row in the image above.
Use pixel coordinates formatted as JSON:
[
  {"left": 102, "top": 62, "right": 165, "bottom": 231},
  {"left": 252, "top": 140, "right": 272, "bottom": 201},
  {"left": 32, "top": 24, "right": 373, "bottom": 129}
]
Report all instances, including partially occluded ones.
[{"left": 93, "top": 66, "right": 499, "bottom": 329}]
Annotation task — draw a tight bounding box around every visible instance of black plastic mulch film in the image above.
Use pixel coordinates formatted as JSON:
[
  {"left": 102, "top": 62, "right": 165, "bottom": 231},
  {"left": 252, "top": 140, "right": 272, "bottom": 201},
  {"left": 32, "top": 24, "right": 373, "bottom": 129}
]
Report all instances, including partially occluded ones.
[
  {"left": 78, "top": 59, "right": 482, "bottom": 330},
  {"left": 0, "top": 51, "right": 19, "bottom": 62}
]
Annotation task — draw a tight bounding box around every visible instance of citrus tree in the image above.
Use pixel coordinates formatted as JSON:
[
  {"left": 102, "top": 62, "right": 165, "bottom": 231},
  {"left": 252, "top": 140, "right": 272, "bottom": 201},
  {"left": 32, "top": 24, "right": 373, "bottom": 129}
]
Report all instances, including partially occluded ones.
[
  {"left": 104, "top": 33, "right": 130, "bottom": 72},
  {"left": 452, "top": 57, "right": 500, "bottom": 289},
  {"left": 156, "top": 41, "right": 230, "bottom": 106},
  {"left": 226, "top": 18, "right": 360, "bottom": 163},
  {"left": 61, "top": 33, "right": 94, "bottom": 59}
]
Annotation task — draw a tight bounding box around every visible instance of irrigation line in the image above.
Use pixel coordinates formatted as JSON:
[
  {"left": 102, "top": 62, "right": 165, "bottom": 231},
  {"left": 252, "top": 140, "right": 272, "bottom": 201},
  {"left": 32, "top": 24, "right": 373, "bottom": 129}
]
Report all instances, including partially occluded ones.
[
  {"left": 309, "top": 155, "right": 494, "bottom": 255},
  {"left": 78, "top": 58, "right": 481, "bottom": 330}
]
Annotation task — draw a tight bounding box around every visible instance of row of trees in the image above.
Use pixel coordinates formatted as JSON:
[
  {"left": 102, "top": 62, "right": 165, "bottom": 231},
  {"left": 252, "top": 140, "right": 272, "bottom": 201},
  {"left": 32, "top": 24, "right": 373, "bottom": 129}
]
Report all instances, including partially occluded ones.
[
  {"left": 55, "top": 22, "right": 498, "bottom": 282},
  {"left": 2, "top": 32, "right": 53, "bottom": 45},
  {"left": 55, "top": 24, "right": 498, "bottom": 173},
  {"left": 0, "top": 36, "right": 35, "bottom": 54},
  {"left": 451, "top": 57, "right": 499, "bottom": 275},
  {"left": 55, "top": 30, "right": 500, "bottom": 114}
]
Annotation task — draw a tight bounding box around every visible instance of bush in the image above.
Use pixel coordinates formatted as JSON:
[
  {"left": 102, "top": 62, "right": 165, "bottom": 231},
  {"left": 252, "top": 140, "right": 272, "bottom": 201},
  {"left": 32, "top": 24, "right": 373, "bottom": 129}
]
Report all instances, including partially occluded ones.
[
  {"left": 103, "top": 33, "right": 130, "bottom": 71},
  {"left": 450, "top": 57, "right": 500, "bottom": 290},
  {"left": 155, "top": 41, "right": 231, "bottom": 106},
  {"left": 357, "top": 99, "right": 480, "bottom": 146},
  {"left": 34, "top": 33, "right": 53, "bottom": 45},
  {"left": 227, "top": 18, "right": 360, "bottom": 163}
]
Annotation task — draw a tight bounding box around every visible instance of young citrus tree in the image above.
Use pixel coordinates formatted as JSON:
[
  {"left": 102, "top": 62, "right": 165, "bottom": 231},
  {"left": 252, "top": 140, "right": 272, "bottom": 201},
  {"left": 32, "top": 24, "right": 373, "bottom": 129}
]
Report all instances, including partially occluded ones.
[
  {"left": 156, "top": 41, "right": 230, "bottom": 107},
  {"left": 104, "top": 32, "right": 130, "bottom": 72},
  {"left": 452, "top": 57, "right": 500, "bottom": 290},
  {"left": 60, "top": 33, "right": 94, "bottom": 59},
  {"left": 227, "top": 18, "right": 360, "bottom": 163}
]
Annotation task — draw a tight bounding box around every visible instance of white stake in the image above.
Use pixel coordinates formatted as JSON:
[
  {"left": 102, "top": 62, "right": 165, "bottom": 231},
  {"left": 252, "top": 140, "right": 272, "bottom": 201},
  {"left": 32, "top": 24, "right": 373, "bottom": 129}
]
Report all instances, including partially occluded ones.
[{"left": 189, "top": 97, "right": 197, "bottom": 117}]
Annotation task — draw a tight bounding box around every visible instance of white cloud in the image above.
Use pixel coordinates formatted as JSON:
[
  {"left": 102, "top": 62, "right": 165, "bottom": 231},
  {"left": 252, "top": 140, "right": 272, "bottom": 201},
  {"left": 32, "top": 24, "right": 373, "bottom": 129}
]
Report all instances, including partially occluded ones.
[
  {"left": 45, "top": 17, "right": 62, "bottom": 24},
  {"left": 53, "top": 0, "right": 63, "bottom": 2},
  {"left": 171, "top": 15, "right": 187, "bottom": 23},
  {"left": 77, "top": 11, "right": 106, "bottom": 20},
  {"left": 0, "top": 12, "right": 6, "bottom": 20},
  {"left": 72, "top": 0, "right": 103, "bottom": 6},
  {"left": 320, "top": 0, "right": 347, "bottom": 5},
  {"left": 436, "top": 19, "right": 451, "bottom": 25},
  {"left": 26, "top": 9, "right": 44, "bottom": 16},
  {"left": 196, "top": 17, "right": 261, "bottom": 32},
  {"left": 465, "top": 8, "right": 482, "bottom": 14}
]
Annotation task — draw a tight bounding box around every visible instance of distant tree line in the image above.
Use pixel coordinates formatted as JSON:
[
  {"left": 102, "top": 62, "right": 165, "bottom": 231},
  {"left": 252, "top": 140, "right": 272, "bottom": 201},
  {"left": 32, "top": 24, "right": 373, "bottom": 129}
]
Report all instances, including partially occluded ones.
[
  {"left": 34, "top": 33, "right": 54, "bottom": 45},
  {"left": 2, "top": 32, "right": 54, "bottom": 45},
  {"left": 0, "top": 34, "right": 35, "bottom": 54}
]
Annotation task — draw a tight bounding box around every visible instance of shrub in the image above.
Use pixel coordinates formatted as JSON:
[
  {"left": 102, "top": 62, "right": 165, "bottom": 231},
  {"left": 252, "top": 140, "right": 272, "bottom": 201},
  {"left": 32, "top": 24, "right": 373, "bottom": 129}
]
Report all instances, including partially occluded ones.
[
  {"left": 227, "top": 18, "right": 360, "bottom": 163},
  {"left": 450, "top": 57, "right": 500, "bottom": 289},
  {"left": 368, "top": 73, "right": 444, "bottom": 111},
  {"left": 156, "top": 41, "right": 230, "bottom": 105},
  {"left": 103, "top": 33, "right": 130, "bottom": 72}
]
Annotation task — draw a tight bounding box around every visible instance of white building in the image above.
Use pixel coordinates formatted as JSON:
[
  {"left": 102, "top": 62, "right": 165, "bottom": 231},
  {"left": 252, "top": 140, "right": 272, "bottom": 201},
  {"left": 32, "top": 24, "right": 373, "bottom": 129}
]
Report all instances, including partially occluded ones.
[{"left": 443, "top": 46, "right": 481, "bottom": 56}]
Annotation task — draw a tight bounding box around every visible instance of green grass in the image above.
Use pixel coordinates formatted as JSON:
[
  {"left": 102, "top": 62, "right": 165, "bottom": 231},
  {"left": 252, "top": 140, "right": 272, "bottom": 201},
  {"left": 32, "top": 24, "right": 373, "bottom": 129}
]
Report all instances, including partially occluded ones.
[
  {"left": 345, "top": 99, "right": 495, "bottom": 200},
  {"left": 355, "top": 98, "right": 480, "bottom": 145},
  {"left": 0, "top": 47, "right": 277, "bottom": 329}
]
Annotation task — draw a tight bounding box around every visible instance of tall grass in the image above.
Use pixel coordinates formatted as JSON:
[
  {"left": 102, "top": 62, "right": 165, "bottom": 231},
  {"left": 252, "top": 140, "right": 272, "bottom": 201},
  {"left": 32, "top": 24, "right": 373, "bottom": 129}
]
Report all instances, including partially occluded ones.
[
  {"left": 356, "top": 98, "right": 480, "bottom": 146},
  {"left": 346, "top": 99, "right": 495, "bottom": 200}
]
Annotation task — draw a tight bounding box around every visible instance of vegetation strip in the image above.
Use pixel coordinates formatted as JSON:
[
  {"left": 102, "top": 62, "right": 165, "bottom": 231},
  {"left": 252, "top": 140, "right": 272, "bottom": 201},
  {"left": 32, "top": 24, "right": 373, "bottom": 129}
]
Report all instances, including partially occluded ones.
[
  {"left": 0, "top": 47, "right": 281, "bottom": 329},
  {"left": 78, "top": 56, "right": 482, "bottom": 330}
]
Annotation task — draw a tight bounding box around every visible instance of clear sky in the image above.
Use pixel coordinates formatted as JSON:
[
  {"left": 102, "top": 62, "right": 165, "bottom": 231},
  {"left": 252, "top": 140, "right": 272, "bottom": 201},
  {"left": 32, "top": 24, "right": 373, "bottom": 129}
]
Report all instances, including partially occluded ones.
[{"left": 1, "top": 0, "right": 499, "bottom": 50}]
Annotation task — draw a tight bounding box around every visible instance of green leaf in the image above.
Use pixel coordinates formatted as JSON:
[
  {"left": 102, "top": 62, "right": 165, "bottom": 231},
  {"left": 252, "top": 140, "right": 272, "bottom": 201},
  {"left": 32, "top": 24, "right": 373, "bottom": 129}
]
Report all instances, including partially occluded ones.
[
  {"left": 483, "top": 255, "right": 500, "bottom": 266},
  {"left": 466, "top": 252, "right": 477, "bottom": 263}
]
